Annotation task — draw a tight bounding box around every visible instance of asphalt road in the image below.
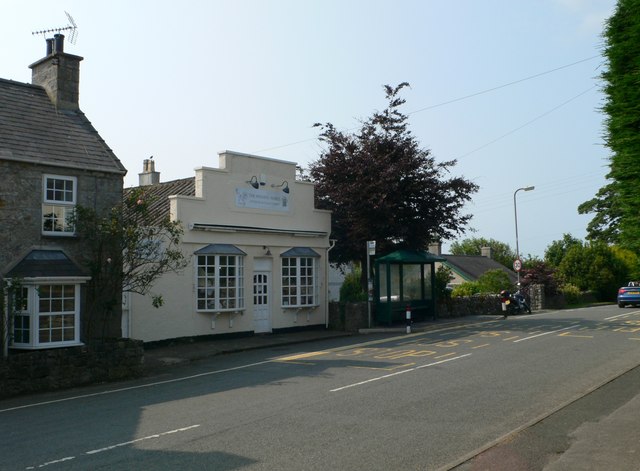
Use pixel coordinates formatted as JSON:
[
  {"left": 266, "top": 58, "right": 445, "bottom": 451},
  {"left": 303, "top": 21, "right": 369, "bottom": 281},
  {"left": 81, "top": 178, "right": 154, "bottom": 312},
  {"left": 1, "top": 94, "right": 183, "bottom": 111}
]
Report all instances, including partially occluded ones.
[{"left": 1, "top": 305, "right": 639, "bottom": 470}]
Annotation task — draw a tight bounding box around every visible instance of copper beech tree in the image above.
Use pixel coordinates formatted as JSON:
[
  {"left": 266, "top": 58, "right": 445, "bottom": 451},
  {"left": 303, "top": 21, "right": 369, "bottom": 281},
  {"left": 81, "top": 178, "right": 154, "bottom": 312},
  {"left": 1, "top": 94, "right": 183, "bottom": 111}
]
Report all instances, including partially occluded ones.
[{"left": 310, "top": 83, "right": 478, "bottom": 275}]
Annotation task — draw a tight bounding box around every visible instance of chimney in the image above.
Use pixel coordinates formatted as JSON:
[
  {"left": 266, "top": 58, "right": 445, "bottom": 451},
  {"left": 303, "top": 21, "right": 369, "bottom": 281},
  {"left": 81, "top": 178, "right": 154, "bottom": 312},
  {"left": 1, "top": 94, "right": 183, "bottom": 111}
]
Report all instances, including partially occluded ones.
[
  {"left": 139, "top": 159, "right": 160, "bottom": 186},
  {"left": 428, "top": 242, "right": 442, "bottom": 256},
  {"left": 29, "top": 34, "right": 84, "bottom": 111},
  {"left": 481, "top": 246, "right": 493, "bottom": 259}
]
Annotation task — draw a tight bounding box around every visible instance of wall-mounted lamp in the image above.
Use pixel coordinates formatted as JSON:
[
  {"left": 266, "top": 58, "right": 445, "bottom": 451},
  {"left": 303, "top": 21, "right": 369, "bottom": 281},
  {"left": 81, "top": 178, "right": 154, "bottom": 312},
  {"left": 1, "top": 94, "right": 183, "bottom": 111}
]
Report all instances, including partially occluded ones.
[
  {"left": 271, "top": 181, "right": 290, "bottom": 194},
  {"left": 263, "top": 246, "right": 272, "bottom": 256},
  {"left": 246, "top": 176, "right": 259, "bottom": 189}
]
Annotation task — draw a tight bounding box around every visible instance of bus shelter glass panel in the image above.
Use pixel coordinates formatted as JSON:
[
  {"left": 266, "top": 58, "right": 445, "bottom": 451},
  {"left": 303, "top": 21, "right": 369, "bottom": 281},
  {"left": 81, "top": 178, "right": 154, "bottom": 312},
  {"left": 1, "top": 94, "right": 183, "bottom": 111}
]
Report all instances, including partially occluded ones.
[{"left": 403, "top": 264, "right": 422, "bottom": 300}]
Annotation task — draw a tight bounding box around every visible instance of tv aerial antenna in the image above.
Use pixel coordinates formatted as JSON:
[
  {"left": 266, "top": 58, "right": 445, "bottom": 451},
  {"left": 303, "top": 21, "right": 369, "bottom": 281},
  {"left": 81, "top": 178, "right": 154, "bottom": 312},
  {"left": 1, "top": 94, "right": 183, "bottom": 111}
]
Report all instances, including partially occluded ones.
[{"left": 32, "top": 11, "right": 78, "bottom": 44}]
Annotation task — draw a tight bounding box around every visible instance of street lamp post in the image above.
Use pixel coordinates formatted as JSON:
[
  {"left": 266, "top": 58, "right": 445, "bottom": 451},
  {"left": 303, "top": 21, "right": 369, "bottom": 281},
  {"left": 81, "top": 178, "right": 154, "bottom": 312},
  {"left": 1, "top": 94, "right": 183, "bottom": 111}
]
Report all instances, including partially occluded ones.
[{"left": 513, "top": 186, "right": 535, "bottom": 283}]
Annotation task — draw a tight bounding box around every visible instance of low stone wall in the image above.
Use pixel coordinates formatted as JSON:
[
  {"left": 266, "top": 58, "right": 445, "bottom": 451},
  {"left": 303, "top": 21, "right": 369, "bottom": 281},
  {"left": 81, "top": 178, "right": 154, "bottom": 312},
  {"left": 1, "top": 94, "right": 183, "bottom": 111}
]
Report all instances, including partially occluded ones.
[
  {"left": 328, "top": 302, "right": 369, "bottom": 331},
  {"left": 329, "top": 297, "right": 504, "bottom": 330},
  {"left": 0, "top": 339, "right": 144, "bottom": 399},
  {"left": 438, "top": 295, "right": 503, "bottom": 318}
]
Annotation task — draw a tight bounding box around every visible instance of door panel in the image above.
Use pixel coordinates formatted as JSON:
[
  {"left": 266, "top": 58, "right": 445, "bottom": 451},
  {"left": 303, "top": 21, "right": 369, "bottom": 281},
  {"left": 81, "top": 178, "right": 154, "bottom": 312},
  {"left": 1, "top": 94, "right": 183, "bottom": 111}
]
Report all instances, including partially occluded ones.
[{"left": 253, "top": 272, "right": 271, "bottom": 333}]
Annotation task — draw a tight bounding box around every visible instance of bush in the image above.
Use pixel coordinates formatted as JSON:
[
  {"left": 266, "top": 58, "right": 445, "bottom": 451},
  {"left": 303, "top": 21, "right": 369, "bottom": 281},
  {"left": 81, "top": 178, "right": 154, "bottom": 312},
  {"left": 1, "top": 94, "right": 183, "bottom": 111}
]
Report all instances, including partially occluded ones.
[
  {"left": 340, "top": 268, "right": 367, "bottom": 302},
  {"left": 476, "top": 269, "right": 512, "bottom": 293},
  {"left": 559, "top": 283, "right": 581, "bottom": 305},
  {"left": 451, "top": 282, "right": 480, "bottom": 298},
  {"left": 436, "top": 265, "right": 454, "bottom": 300}
]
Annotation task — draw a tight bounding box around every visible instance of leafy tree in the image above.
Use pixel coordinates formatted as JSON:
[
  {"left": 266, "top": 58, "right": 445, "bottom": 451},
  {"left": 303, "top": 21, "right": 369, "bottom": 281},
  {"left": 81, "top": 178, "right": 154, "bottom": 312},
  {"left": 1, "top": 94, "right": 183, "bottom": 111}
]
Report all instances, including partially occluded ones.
[
  {"left": 73, "top": 188, "right": 188, "bottom": 340},
  {"left": 450, "top": 237, "right": 516, "bottom": 268},
  {"left": 339, "top": 266, "right": 367, "bottom": 302},
  {"left": 611, "top": 245, "right": 640, "bottom": 280},
  {"left": 580, "top": 0, "right": 640, "bottom": 252},
  {"left": 1, "top": 278, "right": 25, "bottom": 359},
  {"left": 310, "top": 83, "right": 478, "bottom": 275},
  {"left": 476, "top": 269, "right": 512, "bottom": 293},
  {"left": 435, "top": 265, "right": 454, "bottom": 300},
  {"left": 557, "top": 242, "right": 629, "bottom": 301},
  {"left": 578, "top": 183, "right": 621, "bottom": 244},
  {"left": 544, "top": 234, "right": 583, "bottom": 268}
]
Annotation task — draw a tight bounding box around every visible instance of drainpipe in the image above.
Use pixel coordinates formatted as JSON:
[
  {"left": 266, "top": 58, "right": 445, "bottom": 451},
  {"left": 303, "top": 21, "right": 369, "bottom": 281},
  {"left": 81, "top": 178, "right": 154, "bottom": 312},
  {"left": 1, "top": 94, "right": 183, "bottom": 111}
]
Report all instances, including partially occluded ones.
[{"left": 325, "top": 240, "right": 337, "bottom": 328}]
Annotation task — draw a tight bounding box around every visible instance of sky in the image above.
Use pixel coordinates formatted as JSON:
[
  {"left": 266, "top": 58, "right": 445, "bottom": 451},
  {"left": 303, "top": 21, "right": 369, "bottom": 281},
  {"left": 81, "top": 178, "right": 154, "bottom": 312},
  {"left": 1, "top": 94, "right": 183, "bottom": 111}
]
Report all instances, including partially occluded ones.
[{"left": 2, "top": 0, "right": 617, "bottom": 260}]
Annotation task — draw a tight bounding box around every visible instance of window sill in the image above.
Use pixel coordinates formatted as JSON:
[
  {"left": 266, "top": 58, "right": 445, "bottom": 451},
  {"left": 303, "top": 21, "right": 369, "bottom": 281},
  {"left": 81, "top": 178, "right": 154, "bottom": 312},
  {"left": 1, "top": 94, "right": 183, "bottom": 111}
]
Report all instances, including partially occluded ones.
[
  {"left": 10, "top": 342, "right": 84, "bottom": 350},
  {"left": 41, "top": 233, "right": 78, "bottom": 239},
  {"left": 197, "top": 309, "right": 245, "bottom": 314}
]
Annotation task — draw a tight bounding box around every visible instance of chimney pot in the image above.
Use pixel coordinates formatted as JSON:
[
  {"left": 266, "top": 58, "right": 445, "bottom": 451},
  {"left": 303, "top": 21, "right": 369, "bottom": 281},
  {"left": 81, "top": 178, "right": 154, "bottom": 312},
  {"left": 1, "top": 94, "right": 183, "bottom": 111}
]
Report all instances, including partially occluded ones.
[
  {"left": 139, "top": 159, "right": 160, "bottom": 186},
  {"left": 54, "top": 34, "right": 64, "bottom": 53},
  {"left": 46, "top": 38, "right": 54, "bottom": 55},
  {"left": 429, "top": 242, "right": 442, "bottom": 256},
  {"left": 481, "top": 246, "right": 493, "bottom": 259}
]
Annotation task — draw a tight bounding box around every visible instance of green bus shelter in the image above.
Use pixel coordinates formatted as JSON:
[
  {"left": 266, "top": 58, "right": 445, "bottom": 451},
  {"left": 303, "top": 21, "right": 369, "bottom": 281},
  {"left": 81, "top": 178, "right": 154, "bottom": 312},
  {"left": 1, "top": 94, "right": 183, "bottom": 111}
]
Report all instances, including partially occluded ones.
[{"left": 374, "top": 249, "right": 445, "bottom": 325}]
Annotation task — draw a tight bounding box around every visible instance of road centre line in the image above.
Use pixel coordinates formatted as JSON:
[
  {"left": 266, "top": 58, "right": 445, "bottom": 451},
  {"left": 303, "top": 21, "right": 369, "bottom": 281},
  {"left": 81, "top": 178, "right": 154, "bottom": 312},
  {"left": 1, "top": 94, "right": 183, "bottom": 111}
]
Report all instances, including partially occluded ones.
[
  {"left": 25, "top": 425, "right": 200, "bottom": 470},
  {"left": 0, "top": 360, "right": 275, "bottom": 413},
  {"left": 86, "top": 425, "right": 201, "bottom": 455},
  {"left": 26, "top": 456, "right": 76, "bottom": 469},
  {"left": 513, "top": 324, "right": 579, "bottom": 343},
  {"left": 605, "top": 310, "right": 640, "bottom": 321},
  {"left": 2, "top": 320, "right": 500, "bottom": 413},
  {"left": 330, "top": 354, "right": 472, "bottom": 392}
]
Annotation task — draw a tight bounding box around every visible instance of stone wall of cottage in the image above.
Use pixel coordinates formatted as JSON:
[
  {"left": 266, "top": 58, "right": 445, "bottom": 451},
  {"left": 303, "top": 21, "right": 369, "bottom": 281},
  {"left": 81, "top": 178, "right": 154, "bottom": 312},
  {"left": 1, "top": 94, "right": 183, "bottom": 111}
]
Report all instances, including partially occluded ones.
[
  {"left": 0, "top": 160, "right": 123, "bottom": 273},
  {"left": 0, "top": 339, "right": 144, "bottom": 399},
  {"left": 0, "top": 160, "right": 124, "bottom": 341}
]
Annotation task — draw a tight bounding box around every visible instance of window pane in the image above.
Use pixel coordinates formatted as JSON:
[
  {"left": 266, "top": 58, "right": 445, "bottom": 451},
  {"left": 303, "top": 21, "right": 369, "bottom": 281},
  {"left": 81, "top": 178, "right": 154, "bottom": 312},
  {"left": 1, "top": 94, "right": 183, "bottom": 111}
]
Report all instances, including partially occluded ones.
[
  {"left": 196, "top": 254, "right": 243, "bottom": 311},
  {"left": 13, "top": 315, "right": 30, "bottom": 343}
]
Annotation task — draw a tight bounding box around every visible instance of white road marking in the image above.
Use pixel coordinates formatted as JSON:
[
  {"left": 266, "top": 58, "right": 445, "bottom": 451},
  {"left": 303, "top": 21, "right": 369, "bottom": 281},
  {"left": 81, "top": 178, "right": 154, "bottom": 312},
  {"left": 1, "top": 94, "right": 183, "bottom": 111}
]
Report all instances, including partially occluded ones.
[
  {"left": 513, "top": 324, "right": 579, "bottom": 343},
  {"left": 1, "top": 321, "right": 503, "bottom": 414},
  {"left": 24, "top": 425, "right": 200, "bottom": 470},
  {"left": 25, "top": 456, "right": 75, "bottom": 469},
  {"left": 0, "top": 360, "right": 273, "bottom": 413},
  {"left": 86, "top": 424, "right": 200, "bottom": 455},
  {"left": 605, "top": 310, "right": 640, "bottom": 321},
  {"left": 330, "top": 354, "right": 471, "bottom": 392}
]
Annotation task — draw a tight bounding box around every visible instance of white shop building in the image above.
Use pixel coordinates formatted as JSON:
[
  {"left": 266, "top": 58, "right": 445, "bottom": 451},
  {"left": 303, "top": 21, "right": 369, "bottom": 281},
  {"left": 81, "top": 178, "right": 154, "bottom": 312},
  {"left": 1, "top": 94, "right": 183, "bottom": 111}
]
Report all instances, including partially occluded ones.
[{"left": 124, "top": 151, "right": 332, "bottom": 343}]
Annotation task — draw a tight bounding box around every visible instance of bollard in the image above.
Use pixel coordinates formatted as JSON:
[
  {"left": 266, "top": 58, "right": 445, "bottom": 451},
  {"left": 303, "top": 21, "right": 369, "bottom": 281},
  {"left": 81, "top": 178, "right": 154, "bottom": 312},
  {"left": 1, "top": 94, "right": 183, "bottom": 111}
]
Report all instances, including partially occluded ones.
[{"left": 406, "top": 305, "right": 412, "bottom": 334}]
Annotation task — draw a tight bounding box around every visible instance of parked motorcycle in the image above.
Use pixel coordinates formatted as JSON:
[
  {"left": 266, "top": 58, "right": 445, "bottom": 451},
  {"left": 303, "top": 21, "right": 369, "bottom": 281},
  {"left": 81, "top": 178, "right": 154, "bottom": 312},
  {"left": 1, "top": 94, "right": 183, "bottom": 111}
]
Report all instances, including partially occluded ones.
[{"left": 500, "top": 287, "right": 532, "bottom": 318}]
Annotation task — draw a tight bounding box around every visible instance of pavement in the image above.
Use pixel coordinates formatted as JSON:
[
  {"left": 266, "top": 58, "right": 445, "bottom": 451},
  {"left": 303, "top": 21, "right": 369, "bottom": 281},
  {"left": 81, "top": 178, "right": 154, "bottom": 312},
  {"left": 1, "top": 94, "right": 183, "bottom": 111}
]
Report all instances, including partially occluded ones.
[{"left": 141, "top": 315, "right": 640, "bottom": 471}]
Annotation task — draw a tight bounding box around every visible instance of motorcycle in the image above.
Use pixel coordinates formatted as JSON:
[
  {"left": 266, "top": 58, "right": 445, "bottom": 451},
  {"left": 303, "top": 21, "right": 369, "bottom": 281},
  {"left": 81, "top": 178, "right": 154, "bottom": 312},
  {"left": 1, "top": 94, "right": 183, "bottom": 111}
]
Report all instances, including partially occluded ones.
[{"left": 500, "top": 287, "right": 532, "bottom": 318}]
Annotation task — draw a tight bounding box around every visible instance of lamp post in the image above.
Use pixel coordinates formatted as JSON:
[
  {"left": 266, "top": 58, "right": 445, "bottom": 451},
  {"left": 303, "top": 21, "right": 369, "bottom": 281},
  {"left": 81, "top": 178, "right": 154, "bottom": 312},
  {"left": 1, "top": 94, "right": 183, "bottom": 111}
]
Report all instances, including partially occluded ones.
[{"left": 513, "top": 186, "right": 535, "bottom": 283}]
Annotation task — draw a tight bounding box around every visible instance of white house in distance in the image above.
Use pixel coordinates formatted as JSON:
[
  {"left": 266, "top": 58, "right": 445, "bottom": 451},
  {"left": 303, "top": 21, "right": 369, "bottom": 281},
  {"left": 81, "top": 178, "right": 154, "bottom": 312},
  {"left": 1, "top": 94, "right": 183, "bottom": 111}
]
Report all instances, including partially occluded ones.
[{"left": 123, "top": 151, "right": 332, "bottom": 343}]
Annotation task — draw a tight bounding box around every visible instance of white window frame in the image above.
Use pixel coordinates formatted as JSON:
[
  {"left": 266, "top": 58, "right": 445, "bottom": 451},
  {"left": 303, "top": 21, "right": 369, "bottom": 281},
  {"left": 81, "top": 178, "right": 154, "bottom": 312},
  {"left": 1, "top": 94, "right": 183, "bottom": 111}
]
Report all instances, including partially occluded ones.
[
  {"left": 42, "top": 174, "right": 77, "bottom": 236},
  {"left": 281, "top": 256, "right": 319, "bottom": 308},
  {"left": 11, "top": 281, "right": 83, "bottom": 349},
  {"left": 196, "top": 254, "right": 245, "bottom": 312}
]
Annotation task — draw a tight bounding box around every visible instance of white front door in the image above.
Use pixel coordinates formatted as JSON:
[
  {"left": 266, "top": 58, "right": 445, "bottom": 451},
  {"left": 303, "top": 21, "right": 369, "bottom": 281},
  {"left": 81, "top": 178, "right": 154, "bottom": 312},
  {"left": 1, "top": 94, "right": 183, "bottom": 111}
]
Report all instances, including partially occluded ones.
[{"left": 253, "top": 271, "right": 271, "bottom": 333}]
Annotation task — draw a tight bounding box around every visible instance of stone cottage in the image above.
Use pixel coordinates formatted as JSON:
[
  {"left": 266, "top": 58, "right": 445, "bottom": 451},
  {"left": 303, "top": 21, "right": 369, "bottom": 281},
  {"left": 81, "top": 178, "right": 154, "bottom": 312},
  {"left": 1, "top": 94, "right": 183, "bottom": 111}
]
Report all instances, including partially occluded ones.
[{"left": 0, "top": 34, "right": 126, "bottom": 351}]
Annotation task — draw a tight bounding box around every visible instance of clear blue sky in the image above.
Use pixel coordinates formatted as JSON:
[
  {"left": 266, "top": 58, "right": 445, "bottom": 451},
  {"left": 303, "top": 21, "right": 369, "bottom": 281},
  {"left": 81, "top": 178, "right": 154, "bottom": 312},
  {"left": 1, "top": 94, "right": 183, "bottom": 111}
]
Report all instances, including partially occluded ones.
[{"left": 2, "top": 0, "right": 616, "bottom": 259}]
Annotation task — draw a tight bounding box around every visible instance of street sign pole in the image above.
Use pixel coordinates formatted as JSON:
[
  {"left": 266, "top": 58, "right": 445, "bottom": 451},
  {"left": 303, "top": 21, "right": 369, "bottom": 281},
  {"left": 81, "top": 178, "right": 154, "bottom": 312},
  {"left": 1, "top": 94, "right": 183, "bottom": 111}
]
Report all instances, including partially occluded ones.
[{"left": 367, "top": 241, "right": 376, "bottom": 328}]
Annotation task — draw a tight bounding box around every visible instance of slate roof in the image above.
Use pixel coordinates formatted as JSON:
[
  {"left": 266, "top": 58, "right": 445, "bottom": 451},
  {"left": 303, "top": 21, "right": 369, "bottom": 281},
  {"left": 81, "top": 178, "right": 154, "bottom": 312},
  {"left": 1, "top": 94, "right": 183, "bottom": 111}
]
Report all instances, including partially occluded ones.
[
  {"left": 124, "top": 177, "right": 196, "bottom": 226},
  {"left": 5, "top": 250, "right": 87, "bottom": 278},
  {"left": 0, "top": 78, "right": 126, "bottom": 175},
  {"left": 442, "top": 254, "right": 517, "bottom": 284}
]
